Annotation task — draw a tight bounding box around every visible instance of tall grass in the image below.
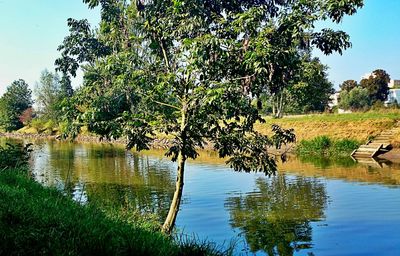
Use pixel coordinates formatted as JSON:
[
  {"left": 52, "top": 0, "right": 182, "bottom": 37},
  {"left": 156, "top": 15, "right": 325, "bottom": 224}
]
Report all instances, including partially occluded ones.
[
  {"left": 296, "top": 136, "right": 360, "bottom": 158},
  {"left": 0, "top": 144, "right": 230, "bottom": 256}
]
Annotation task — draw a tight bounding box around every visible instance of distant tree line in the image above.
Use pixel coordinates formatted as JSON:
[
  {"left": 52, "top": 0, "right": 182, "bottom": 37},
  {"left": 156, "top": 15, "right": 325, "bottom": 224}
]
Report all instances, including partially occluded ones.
[
  {"left": 0, "top": 70, "right": 73, "bottom": 133},
  {"left": 338, "top": 69, "right": 390, "bottom": 111}
]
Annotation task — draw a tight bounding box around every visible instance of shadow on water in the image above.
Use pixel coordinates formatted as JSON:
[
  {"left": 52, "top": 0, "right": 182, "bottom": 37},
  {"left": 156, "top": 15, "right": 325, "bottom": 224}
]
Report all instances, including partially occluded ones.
[{"left": 225, "top": 175, "right": 327, "bottom": 255}]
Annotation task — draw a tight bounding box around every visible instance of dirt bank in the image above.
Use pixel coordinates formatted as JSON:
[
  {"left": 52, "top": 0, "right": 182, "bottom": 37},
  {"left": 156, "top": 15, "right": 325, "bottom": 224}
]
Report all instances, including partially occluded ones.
[{"left": 379, "top": 149, "right": 400, "bottom": 164}]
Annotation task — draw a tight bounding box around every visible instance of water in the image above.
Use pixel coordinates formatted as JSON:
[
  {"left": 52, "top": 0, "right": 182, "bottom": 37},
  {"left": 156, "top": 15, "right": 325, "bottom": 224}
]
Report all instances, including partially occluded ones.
[{"left": 4, "top": 138, "right": 400, "bottom": 255}]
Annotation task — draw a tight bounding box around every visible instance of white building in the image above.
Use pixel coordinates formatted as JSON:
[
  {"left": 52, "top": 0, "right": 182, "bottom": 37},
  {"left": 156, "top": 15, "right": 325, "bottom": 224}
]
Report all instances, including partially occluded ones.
[
  {"left": 388, "top": 79, "right": 400, "bottom": 88},
  {"left": 386, "top": 80, "right": 400, "bottom": 105},
  {"left": 386, "top": 88, "right": 400, "bottom": 105},
  {"left": 328, "top": 92, "right": 340, "bottom": 108}
]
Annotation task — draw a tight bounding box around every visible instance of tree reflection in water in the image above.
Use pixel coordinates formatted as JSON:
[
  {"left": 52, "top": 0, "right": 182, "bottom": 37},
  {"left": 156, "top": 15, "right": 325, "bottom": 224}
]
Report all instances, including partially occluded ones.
[
  {"left": 225, "top": 175, "right": 327, "bottom": 255},
  {"left": 32, "top": 141, "right": 176, "bottom": 222}
]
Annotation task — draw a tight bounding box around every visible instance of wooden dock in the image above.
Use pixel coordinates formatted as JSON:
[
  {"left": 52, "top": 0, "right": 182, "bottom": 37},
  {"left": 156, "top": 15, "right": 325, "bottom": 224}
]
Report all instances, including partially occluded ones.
[{"left": 351, "top": 123, "right": 399, "bottom": 160}]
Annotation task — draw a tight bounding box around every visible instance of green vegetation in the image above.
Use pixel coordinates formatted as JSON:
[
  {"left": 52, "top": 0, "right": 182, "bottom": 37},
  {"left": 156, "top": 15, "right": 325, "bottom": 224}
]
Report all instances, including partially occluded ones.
[
  {"left": 338, "top": 69, "right": 391, "bottom": 111},
  {"left": 296, "top": 136, "right": 360, "bottom": 158},
  {"left": 34, "top": 69, "right": 68, "bottom": 122},
  {"left": 0, "top": 142, "right": 230, "bottom": 256},
  {"left": 54, "top": 0, "right": 363, "bottom": 233},
  {"left": 265, "top": 55, "right": 334, "bottom": 117},
  {"left": 255, "top": 109, "right": 400, "bottom": 142},
  {"left": 0, "top": 143, "right": 32, "bottom": 171},
  {"left": 0, "top": 79, "right": 32, "bottom": 132},
  {"left": 338, "top": 87, "right": 371, "bottom": 110}
]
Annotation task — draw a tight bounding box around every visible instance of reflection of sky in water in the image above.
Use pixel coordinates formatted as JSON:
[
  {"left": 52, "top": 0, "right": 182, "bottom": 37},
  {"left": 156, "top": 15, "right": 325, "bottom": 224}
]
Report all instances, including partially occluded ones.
[{"left": 4, "top": 137, "right": 399, "bottom": 256}]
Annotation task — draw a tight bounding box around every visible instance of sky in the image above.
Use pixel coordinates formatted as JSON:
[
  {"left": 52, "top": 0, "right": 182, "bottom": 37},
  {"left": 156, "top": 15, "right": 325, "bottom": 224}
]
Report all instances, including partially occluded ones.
[
  {"left": 0, "top": 0, "right": 100, "bottom": 96},
  {"left": 0, "top": 0, "right": 400, "bottom": 97}
]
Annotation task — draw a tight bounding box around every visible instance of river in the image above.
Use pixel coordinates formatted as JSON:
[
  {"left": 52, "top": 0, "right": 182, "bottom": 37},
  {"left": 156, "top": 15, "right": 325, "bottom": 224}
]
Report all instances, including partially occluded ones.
[{"left": 3, "top": 138, "right": 400, "bottom": 255}]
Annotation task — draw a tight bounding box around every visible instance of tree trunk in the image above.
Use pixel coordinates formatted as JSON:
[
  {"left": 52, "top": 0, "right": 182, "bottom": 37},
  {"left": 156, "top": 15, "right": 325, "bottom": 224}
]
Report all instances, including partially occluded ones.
[
  {"left": 162, "top": 151, "right": 185, "bottom": 234},
  {"left": 162, "top": 103, "right": 187, "bottom": 234}
]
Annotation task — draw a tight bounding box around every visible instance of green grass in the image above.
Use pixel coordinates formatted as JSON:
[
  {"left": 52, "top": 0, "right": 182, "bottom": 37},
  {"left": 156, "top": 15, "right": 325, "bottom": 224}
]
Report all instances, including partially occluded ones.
[
  {"left": 0, "top": 169, "right": 230, "bottom": 256},
  {"left": 269, "top": 109, "right": 400, "bottom": 122},
  {"left": 296, "top": 136, "right": 360, "bottom": 158},
  {"left": 255, "top": 109, "right": 400, "bottom": 142}
]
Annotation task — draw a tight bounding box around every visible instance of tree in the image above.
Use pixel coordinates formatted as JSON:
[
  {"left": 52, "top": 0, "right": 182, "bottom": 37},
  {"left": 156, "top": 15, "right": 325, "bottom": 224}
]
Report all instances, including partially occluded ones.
[
  {"left": 338, "top": 86, "right": 371, "bottom": 110},
  {"left": 360, "top": 69, "right": 390, "bottom": 103},
  {"left": 283, "top": 56, "right": 334, "bottom": 114},
  {"left": 34, "top": 69, "right": 63, "bottom": 121},
  {"left": 340, "top": 79, "right": 358, "bottom": 92},
  {"left": 57, "top": 0, "right": 363, "bottom": 233},
  {"left": 0, "top": 79, "right": 33, "bottom": 131}
]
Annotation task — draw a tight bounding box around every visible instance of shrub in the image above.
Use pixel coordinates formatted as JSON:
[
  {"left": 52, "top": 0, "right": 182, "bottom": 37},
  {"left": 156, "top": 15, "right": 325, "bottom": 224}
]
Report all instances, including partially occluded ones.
[
  {"left": 0, "top": 143, "right": 32, "bottom": 171},
  {"left": 296, "top": 136, "right": 360, "bottom": 158},
  {"left": 30, "top": 118, "right": 47, "bottom": 133},
  {"left": 338, "top": 87, "right": 371, "bottom": 111}
]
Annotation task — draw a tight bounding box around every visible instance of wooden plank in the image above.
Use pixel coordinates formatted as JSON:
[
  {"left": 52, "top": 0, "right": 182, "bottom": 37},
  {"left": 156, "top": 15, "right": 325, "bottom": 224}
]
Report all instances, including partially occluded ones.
[{"left": 371, "top": 144, "right": 383, "bottom": 158}]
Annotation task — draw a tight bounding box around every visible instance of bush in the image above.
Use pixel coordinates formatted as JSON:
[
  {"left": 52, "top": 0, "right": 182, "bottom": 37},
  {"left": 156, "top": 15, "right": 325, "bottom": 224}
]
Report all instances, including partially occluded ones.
[
  {"left": 338, "top": 87, "right": 371, "bottom": 111},
  {"left": 29, "top": 118, "right": 57, "bottom": 134},
  {"left": 296, "top": 136, "right": 360, "bottom": 158},
  {"left": 30, "top": 118, "right": 47, "bottom": 133},
  {"left": 0, "top": 143, "right": 32, "bottom": 171}
]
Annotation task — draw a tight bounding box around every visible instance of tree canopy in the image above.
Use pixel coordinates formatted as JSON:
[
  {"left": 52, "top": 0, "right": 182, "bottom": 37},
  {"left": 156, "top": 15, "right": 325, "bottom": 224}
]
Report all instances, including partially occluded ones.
[
  {"left": 277, "top": 55, "right": 334, "bottom": 115},
  {"left": 340, "top": 79, "right": 358, "bottom": 92},
  {"left": 34, "top": 70, "right": 63, "bottom": 121},
  {"left": 360, "top": 69, "right": 390, "bottom": 103},
  {"left": 0, "top": 79, "right": 33, "bottom": 131},
  {"left": 56, "top": 0, "right": 363, "bottom": 233},
  {"left": 338, "top": 86, "right": 371, "bottom": 110}
]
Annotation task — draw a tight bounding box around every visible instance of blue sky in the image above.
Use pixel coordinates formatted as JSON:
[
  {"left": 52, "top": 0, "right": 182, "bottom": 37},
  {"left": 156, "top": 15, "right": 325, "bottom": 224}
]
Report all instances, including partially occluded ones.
[
  {"left": 0, "top": 0, "right": 399, "bottom": 96},
  {"left": 0, "top": 0, "right": 99, "bottom": 96},
  {"left": 314, "top": 0, "right": 400, "bottom": 89}
]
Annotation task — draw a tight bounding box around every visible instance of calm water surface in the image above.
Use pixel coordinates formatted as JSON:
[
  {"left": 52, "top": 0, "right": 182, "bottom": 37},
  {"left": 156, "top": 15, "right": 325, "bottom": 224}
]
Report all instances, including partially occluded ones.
[{"left": 5, "top": 138, "right": 400, "bottom": 255}]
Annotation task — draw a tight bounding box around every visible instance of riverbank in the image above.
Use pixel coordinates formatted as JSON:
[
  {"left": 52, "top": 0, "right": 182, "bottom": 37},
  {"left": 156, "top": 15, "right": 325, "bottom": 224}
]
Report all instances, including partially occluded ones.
[
  {"left": 0, "top": 168, "right": 228, "bottom": 256},
  {"left": 256, "top": 110, "right": 400, "bottom": 143},
  {"left": 3, "top": 110, "right": 400, "bottom": 158}
]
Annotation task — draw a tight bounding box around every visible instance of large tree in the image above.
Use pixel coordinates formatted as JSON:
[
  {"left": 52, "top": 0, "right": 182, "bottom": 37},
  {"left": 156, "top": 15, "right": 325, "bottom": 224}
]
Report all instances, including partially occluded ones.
[
  {"left": 360, "top": 69, "right": 390, "bottom": 103},
  {"left": 57, "top": 0, "right": 363, "bottom": 233},
  {"left": 0, "top": 79, "right": 33, "bottom": 131},
  {"left": 34, "top": 69, "right": 63, "bottom": 121},
  {"left": 275, "top": 55, "right": 334, "bottom": 115}
]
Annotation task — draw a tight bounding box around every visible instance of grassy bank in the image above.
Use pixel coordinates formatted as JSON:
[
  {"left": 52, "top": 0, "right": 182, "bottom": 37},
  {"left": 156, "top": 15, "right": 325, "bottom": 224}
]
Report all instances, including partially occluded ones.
[
  {"left": 0, "top": 169, "right": 229, "bottom": 256},
  {"left": 295, "top": 136, "right": 360, "bottom": 158},
  {"left": 0, "top": 143, "right": 229, "bottom": 256},
  {"left": 18, "top": 110, "right": 400, "bottom": 143},
  {"left": 255, "top": 110, "right": 400, "bottom": 143}
]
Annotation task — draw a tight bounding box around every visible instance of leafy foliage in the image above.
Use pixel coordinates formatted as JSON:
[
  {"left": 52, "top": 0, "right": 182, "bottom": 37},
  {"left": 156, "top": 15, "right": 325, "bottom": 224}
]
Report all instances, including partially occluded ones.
[
  {"left": 296, "top": 136, "right": 360, "bottom": 157},
  {"left": 0, "top": 143, "right": 32, "bottom": 171},
  {"left": 340, "top": 79, "right": 358, "bottom": 92},
  {"left": 285, "top": 56, "right": 334, "bottom": 114},
  {"left": 34, "top": 70, "right": 64, "bottom": 121},
  {"left": 58, "top": 0, "right": 362, "bottom": 170},
  {"left": 0, "top": 79, "right": 33, "bottom": 131},
  {"left": 56, "top": 0, "right": 363, "bottom": 232},
  {"left": 360, "top": 69, "right": 390, "bottom": 103},
  {"left": 338, "top": 86, "right": 371, "bottom": 110}
]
